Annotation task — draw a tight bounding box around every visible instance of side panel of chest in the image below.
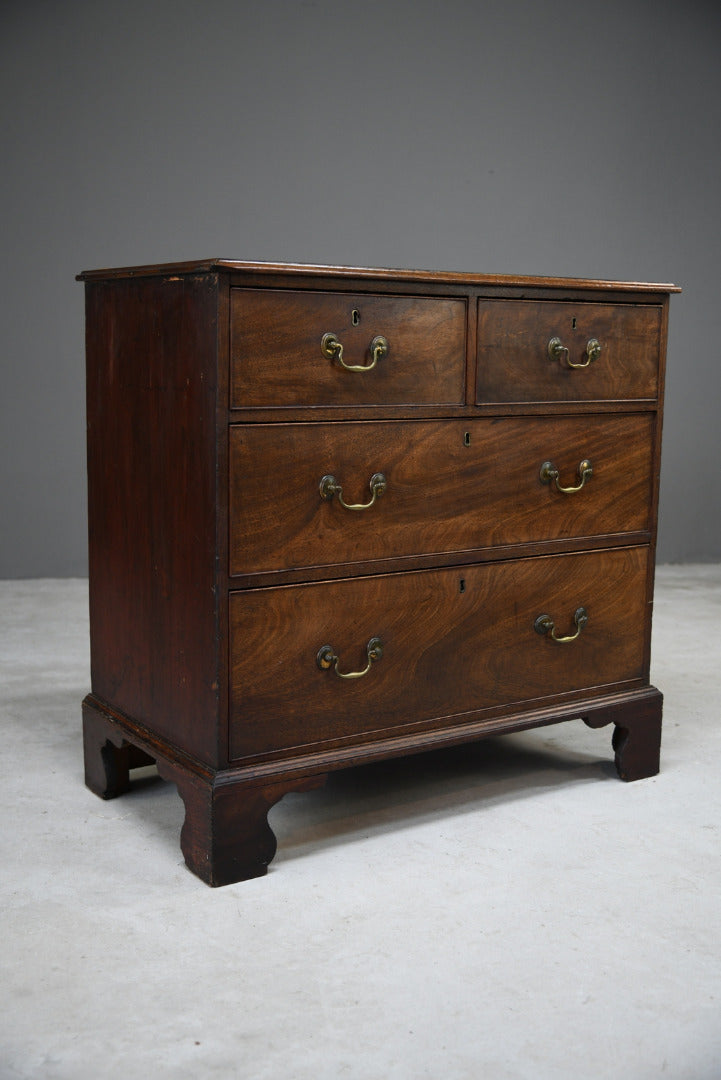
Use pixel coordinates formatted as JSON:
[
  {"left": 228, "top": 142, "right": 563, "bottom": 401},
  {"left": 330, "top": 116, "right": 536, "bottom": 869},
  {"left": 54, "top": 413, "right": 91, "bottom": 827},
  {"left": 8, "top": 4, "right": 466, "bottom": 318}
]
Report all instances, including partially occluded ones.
[{"left": 84, "top": 274, "right": 223, "bottom": 763}]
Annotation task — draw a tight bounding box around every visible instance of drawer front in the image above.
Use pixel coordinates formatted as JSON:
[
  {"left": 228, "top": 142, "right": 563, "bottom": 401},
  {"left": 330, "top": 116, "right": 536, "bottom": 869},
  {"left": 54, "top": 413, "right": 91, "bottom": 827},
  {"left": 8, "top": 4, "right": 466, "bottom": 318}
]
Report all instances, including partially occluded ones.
[
  {"left": 229, "top": 415, "right": 654, "bottom": 575},
  {"left": 230, "top": 288, "right": 466, "bottom": 407},
  {"left": 229, "top": 546, "right": 649, "bottom": 759},
  {"left": 477, "top": 299, "right": 661, "bottom": 403}
]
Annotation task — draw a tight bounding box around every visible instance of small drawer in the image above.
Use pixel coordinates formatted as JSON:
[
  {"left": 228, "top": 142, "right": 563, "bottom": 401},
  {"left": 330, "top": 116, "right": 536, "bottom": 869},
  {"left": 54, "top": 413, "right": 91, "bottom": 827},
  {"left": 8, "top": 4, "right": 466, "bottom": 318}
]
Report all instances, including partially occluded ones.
[
  {"left": 476, "top": 299, "right": 661, "bottom": 403},
  {"left": 229, "top": 414, "right": 654, "bottom": 576},
  {"left": 230, "top": 288, "right": 466, "bottom": 408},
  {"left": 228, "top": 546, "right": 649, "bottom": 759}
]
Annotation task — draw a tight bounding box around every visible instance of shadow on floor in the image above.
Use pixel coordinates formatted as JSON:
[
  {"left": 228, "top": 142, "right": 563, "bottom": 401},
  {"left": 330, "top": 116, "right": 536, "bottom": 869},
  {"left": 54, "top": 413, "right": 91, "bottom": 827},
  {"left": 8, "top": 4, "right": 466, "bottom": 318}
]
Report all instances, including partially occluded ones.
[
  {"left": 20, "top": 686, "right": 617, "bottom": 871},
  {"left": 268, "top": 732, "right": 615, "bottom": 863}
]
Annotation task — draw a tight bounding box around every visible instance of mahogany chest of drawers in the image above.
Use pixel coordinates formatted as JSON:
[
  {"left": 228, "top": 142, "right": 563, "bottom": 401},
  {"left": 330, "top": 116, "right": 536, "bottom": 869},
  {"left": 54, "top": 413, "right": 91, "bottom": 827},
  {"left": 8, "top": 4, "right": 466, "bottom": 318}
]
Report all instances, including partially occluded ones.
[{"left": 79, "top": 260, "right": 679, "bottom": 885}]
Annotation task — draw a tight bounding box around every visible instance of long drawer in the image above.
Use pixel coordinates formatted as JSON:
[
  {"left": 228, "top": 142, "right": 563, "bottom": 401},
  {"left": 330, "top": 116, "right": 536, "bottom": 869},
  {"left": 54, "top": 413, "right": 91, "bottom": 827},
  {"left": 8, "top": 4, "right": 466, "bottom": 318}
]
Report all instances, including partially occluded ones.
[
  {"left": 229, "top": 546, "right": 649, "bottom": 759},
  {"left": 230, "top": 288, "right": 467, "bottom": 408},
  {"left": 229, "top": 414, "right": 654, "bottom": 575},
  {"left": 477, "top": 299, "right": 661, "bottom": 403}
]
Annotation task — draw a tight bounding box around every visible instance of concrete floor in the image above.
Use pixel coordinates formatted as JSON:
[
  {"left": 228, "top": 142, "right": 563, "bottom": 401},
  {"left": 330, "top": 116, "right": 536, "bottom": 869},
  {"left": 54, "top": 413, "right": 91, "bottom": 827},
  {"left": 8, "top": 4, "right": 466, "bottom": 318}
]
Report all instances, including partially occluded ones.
[{"left": 1, "top": 566, "right": 720, "bottom": 1080}]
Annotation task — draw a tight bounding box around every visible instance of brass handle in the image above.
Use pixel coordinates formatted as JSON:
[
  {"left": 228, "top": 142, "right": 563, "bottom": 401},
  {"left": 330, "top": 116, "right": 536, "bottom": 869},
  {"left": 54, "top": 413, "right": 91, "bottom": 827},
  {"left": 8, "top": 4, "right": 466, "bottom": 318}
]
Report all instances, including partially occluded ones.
[
  {"left": 540, "top": 458, "right": 593, "bottom": 493},
  {"left": 547, "top": 336, "right": 569, "bottom": 365},
  {"left": 321, "top": 332, "right": 388, "bottom": 372},
  {"left": 585, "top": 338, "right": 602, "bottom": 363},
  {"left": 534, "top": 606, "right": 588, "bottom": 643},
  {"left": 547, "top": 337, "right": 601, "bottom": 368},
  {"left": 317, "top": 636, "right": 384, "bottom": 679},
  {"left": 319, "top": 471, "right": 387, "bottom": 511}
]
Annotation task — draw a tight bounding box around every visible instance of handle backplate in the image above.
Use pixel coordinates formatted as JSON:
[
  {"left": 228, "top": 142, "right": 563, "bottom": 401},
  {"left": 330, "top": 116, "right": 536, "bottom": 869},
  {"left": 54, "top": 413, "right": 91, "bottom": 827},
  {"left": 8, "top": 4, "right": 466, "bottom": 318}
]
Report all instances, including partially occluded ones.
[
  {"left": 540, "top": 458, "right": 593, "bottom": 493},
  {"left": 321, "top": 332, "right": 388, "bottom": 373},
  {"left": 319, "top": 471, "right": 386, "bottom": 510},
  {"left": 534, "top": 606, "right": 589, "bottom": 643},
  {"left": 317, "top": 636, "right": 384, "bottom": 679},
  {"left": 548, "top": 337, "right": 602, "bottom": 369}
]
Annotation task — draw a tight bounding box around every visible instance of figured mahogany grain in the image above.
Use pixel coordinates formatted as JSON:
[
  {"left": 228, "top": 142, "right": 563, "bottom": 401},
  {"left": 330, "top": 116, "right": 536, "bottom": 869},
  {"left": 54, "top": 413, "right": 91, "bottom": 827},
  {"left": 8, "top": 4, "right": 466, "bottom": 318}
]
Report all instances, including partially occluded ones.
[
  {"left": 229, "top": 545, "right": 649, "bottom": 759},
  {"left": 230, "top": 288, "right": 466, "bottom": 407},
  {"left": 476, "top": 299, "right": 661, "bottom": 403},
  {"left": 229, "top": 414, "right": 653, "bottom": 576}
]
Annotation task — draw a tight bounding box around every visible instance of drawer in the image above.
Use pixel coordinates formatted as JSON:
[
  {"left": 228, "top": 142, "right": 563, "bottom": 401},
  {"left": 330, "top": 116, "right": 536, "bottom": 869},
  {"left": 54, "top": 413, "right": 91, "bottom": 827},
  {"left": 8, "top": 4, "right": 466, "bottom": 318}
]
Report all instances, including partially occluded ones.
[
  {"left": 476, "top": 299, "right": 661, "bottom": 403},
  {"left": 229, "top": 546, "right": 649, "bottom": 759},
  {"left": 230, "top": 288, "right": 466, "bottom": 408},
  {"left": 229, "top": 414, "right": 654, "bottom": 575}
]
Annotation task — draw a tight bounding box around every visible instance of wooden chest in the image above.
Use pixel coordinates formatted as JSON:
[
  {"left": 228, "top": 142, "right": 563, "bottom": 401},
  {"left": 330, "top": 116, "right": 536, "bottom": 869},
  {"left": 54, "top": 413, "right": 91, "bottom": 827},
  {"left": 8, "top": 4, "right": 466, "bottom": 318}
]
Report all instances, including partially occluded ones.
[{"left": 79, "top": 260, "right": 679, "bottom": 885}]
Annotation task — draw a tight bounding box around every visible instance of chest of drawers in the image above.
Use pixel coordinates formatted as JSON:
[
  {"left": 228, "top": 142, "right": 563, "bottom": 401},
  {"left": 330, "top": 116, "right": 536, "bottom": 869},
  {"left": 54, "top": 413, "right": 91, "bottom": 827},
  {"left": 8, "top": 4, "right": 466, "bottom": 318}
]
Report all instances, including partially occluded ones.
[{"left": 80, "top": 260, "right": 679, "bottom": 886}]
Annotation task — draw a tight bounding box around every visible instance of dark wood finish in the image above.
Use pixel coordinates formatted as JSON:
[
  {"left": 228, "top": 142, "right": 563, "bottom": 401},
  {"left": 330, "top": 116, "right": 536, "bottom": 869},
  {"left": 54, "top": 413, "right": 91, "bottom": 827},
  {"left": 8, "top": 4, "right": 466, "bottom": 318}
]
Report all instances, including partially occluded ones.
[
  {"left": 83, "top": 697, "right": 134, "bottom": 799},
  {"left": 229, "top": 546, "right": 649, "bottom": 759},
  {"left": 79, "top": 259, "right": 681, "bottom": 295},
  {"left": 80, "top": 260, "right": 676, "bottom": 884},
  {"left": 476, "top": 299, "right": 661, "bottom": 403},
  {"left": 82, "top": 684, "right": 661, "bottom": 882},
  {"left": 229, "top": 414, "right": 653, "bottom": 577},
  {"left": 82, "top": 693, "right": 326, "bottom": 884},
  {"left": 230, "top": 288, "right": 466, "bottom": 408},
  {"left": 155, "top": 758, "right": 326, "bottom": 886},
  {"left": 82, "top": 698, "right": 158, "bottom": 801},
  {"left": 584, "top": 687, "right": 663, "bottom": 781},
  {"left": 84, "top": 274, "right": 222, "bottom": 765}
]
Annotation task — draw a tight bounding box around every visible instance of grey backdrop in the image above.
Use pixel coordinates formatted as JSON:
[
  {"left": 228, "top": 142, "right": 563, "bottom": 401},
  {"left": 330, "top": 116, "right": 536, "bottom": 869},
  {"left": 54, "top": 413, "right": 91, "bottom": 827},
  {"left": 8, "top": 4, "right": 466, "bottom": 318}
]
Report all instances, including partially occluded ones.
[{"left": 2, "top": 0, "right": 719, "bottom": 576}]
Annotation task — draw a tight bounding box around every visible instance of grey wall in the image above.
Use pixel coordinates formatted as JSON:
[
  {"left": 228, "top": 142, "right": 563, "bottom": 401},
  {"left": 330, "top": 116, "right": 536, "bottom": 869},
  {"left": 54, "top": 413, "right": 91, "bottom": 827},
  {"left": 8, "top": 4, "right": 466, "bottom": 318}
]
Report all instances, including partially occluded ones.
[{"left": 2, "top": 0, "right": 719, "bottom": 576}]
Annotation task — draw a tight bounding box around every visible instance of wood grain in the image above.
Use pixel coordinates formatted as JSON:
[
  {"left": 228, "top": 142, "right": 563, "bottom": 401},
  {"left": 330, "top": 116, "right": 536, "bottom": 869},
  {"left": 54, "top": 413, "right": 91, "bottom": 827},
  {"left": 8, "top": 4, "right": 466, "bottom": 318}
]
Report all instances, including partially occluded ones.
[
  {"left": 229, "top": 414, "right": 654, "bottom": 575},
  {"left": 229, "top": 546, "right": 649, "bottom": 759},
  {"left": 477, "top": 299, "right": 661, "bottom": 403},
  {"left": 230, "top": 288, "right": 466, "bottom": 407},
  {"left": 78, "top": 259, "right": 680, "bottom": 294},
  {"left": 84, "top": 275, "right": 221, "bottom": 764}
]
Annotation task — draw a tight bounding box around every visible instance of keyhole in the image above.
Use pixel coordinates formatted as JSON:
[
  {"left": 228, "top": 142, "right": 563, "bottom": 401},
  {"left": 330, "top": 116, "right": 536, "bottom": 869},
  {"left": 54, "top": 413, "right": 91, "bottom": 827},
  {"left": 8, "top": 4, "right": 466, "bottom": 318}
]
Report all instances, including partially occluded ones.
[
  {"left": 572, "top": 316, "right": 577, "bottom": 330},
  {"left": 459, "top": 579, "right": 466, "bottom": 593},
  {"left": 464, "top": 431, "right": 471, "bottom": 447},
  {"left": 351, "top": 309, "right": 360, "bottom": 326}
]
